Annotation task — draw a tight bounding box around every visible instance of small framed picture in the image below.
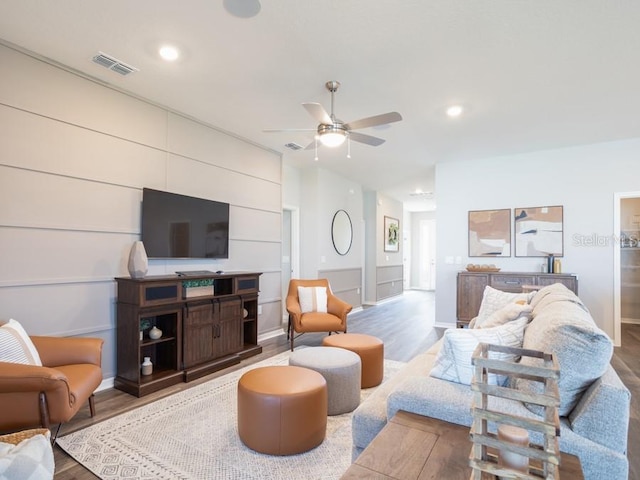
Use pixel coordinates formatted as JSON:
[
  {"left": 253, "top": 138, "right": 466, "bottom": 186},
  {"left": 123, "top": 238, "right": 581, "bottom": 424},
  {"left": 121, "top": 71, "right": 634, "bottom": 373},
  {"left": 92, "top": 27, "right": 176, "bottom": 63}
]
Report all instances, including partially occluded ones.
[{"left": 384, "top": 216, "right": 400, "bottom": 252}]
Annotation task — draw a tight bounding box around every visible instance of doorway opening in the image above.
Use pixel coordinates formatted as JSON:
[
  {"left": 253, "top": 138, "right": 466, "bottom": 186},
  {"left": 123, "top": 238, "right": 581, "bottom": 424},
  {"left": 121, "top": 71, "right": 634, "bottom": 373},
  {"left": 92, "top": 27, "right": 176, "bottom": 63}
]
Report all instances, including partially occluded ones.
[
  {"left": 614, "top": 191, "right": 640, "bottom": 346},
  {"left": 282, "top": 206, "right": 300, "bottom": 323}
]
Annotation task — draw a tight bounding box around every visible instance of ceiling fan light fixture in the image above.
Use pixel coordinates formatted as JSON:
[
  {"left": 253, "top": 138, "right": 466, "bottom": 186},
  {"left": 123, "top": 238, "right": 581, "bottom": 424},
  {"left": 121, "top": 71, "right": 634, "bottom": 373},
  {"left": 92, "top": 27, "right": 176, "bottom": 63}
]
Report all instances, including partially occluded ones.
[{"left": 318, "top": 124, "right": 347, "bottom": 147}]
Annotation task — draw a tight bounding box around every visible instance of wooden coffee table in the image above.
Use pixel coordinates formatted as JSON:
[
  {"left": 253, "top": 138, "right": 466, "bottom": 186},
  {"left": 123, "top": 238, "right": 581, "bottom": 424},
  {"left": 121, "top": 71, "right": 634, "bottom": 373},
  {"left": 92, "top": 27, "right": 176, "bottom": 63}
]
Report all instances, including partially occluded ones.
[{"left": 341, "top": 410, "right": 583, "bottom": 479}]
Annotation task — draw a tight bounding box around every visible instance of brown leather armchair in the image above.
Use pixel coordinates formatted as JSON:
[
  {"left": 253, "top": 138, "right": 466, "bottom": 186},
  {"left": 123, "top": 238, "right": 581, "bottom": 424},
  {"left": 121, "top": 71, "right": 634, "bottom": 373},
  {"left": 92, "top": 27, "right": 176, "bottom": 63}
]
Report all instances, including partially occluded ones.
[
  {"left": 0, "top": 335, "right": 103, "bottom": 438},
  {"left": 286, "top": 279, "right": 352, "bottom": 351}
]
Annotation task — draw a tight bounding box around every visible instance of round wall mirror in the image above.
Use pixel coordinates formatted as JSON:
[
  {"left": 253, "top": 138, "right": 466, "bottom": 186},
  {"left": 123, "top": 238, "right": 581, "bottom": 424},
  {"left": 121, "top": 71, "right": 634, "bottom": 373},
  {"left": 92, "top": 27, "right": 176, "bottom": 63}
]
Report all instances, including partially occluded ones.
[{"left": 332, "top": 209, "right": 353, "bottom": 256}]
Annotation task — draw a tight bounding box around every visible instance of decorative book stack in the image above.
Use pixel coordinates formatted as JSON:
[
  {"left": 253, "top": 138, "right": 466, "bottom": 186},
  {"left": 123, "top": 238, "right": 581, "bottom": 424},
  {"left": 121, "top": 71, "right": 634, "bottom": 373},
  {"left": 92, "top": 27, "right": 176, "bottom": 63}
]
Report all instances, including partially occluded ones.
[
  {"left": 469, "top": 343, "right": 561, "bottom": 480},
  {"left": 182, "top": 279, "right": 214, "bottom": 298}
]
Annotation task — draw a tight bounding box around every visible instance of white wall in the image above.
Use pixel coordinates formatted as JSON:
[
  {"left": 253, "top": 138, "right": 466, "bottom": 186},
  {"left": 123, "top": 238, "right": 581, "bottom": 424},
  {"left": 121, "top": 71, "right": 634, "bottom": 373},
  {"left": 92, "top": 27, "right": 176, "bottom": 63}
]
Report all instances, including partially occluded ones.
[
  {"left": 435, "top": 138, "right": 640, "bottom": 340},
  {"left": 0, "top": 44, "right": 282, "bottom": 379},
  {"left": 298, "top": 167, "right": 364, "bottom": 276}
]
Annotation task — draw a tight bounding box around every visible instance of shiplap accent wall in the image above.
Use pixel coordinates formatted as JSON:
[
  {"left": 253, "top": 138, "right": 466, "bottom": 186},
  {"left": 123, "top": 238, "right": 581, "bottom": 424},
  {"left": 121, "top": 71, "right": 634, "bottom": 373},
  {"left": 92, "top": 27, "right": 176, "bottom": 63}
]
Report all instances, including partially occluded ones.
[
  {"left": 0, "top": 44, "right": 282, "bottom": 379},
  {"left": 318, "top": 267, "right": 362, "bottom": 309}
]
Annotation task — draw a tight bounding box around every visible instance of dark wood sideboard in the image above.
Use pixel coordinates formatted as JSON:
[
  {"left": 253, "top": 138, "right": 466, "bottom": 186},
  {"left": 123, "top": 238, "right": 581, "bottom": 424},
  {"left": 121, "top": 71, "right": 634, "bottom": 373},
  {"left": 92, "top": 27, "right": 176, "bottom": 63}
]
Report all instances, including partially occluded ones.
[
  {"left": 115, "top": 272, "right": 262, "bottom": 396},
  {"left": 456, "top": 271, "right": 578, "bottom": 328}
]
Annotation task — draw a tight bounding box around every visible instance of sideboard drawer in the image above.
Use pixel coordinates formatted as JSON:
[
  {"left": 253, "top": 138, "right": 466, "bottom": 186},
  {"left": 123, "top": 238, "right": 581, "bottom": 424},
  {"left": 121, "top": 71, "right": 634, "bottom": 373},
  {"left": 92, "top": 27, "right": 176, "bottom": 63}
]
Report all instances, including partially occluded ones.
[{"left": 490, "top": 275, "right": 536, "bottom": 292}]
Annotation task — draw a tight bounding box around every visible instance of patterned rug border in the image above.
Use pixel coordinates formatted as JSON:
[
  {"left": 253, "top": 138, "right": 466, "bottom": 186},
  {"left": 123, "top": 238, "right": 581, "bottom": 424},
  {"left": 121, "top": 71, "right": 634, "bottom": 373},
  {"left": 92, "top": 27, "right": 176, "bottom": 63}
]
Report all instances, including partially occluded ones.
[{"left": 58, "top": 351, "right": 405, "bottom": 480}]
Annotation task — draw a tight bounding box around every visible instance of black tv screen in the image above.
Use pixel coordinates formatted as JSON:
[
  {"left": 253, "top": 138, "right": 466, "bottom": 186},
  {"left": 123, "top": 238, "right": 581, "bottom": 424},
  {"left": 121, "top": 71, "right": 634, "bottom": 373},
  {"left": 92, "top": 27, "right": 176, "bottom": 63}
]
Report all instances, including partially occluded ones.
[{"left": 141, "top": 188, "right": 229, "bottom": 259}]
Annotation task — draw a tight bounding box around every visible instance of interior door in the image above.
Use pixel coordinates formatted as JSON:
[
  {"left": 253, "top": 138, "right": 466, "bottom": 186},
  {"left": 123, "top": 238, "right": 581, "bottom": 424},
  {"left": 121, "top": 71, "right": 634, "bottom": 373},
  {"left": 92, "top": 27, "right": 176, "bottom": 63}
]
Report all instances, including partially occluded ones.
[{"left": 420, "top": 219, "right": 437, "bottom": 290}]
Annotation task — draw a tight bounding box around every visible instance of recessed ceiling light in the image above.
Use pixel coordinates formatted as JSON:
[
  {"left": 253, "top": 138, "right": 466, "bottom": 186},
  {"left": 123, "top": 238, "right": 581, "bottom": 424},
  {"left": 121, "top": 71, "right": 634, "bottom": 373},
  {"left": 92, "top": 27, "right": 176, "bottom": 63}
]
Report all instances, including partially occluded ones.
[
  {"left": 446, "top": 105, "right": 464, "bottom": 117},
  {"left": 159, "top": 45, "right": 179, "bottom": 61}
]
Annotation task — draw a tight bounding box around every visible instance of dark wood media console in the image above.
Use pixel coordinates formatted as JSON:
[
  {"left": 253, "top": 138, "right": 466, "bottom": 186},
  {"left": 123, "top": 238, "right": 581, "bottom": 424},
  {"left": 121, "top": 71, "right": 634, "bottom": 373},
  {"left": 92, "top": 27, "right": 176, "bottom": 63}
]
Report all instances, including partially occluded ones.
[{"left": 114, "top": 272, "right": 262, "bottom": 397}]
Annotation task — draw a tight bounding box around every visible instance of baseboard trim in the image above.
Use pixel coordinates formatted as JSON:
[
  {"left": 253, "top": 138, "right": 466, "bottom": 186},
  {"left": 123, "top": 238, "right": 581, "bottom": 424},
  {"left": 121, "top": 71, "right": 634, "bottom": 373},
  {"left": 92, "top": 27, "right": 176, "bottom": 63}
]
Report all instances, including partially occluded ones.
[
  {"left": 434, "top": 321, "right": 454, "bottom": 329},
  {"left": 258, "top": 329, "right": 286, "bottom": 343},
  {"left": 96, "top": 377, "right": 114, "bottom": 392},
  {"left": 622, "top": 317, "right": 640, "bottom": 325}
]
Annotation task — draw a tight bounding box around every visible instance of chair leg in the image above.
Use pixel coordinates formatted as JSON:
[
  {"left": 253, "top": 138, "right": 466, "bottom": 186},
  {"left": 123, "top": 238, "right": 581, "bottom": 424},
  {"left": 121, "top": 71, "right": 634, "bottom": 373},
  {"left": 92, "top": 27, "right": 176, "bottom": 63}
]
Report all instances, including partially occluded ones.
[
  {"left": 38, "top": 392, "right": 50, "bottom": 429},
  {"left": 290, "top": 322, "right": 294, "bottom": 351},
  {"left": 89, "top": 393, "right": 96, "bottom": 417}
]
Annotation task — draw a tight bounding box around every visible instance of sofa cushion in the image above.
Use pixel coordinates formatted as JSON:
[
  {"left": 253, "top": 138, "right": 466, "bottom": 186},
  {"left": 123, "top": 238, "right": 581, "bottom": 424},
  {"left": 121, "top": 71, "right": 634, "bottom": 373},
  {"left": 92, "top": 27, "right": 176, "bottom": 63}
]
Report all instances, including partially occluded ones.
[
  {"left": 430, "top": 317, "right": 528, "bottom": 386},
  {"left": 516, "top": 285, "right": 613, "bottom": 416},
  {"left": 297, "top": 286, "right": 328, "bottom": 313},
  {"left": 475, "top": 286, "right": 533, "bottom": 327},
  {"left": 0, "top": 319, "right": 42, "bottom": 366}
]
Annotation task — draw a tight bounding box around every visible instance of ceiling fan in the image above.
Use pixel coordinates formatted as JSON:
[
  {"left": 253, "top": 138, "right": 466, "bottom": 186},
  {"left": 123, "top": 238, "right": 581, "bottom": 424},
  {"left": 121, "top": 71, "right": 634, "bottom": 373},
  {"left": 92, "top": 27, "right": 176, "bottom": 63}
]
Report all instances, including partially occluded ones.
[{"left": 264, "top": 81, "right": 402, "bottom": 152}]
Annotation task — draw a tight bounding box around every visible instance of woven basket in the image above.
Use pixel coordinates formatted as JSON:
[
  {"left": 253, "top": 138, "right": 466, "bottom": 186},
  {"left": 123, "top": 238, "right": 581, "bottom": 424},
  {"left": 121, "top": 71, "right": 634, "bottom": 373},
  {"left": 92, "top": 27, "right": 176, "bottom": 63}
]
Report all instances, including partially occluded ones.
[{"left": 0, "top": 428, "right": 50, "bottom": 445}]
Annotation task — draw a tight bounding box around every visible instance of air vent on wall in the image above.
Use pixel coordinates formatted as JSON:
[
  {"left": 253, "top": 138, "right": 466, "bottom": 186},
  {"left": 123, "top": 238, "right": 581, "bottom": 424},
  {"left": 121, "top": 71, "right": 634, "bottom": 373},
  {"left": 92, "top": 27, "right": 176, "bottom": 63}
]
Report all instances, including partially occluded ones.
[
  {"left": 284, "top": 142, "right": 304, "bottom": 151},
  {"left": 409, "top": 191, "right": 434, "bottom": 198},
  {"left": 92, "top": 52, "right": 139, "bottom": 76}
]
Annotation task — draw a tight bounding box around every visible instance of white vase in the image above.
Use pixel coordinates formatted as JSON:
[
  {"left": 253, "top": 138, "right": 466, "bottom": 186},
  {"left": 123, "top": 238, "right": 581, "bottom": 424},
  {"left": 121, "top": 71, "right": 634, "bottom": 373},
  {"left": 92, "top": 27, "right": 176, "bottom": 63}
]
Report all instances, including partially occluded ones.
[
  {"left": 141, "top": 357, "right": 153, "bottom": 376},
  {"left": 128, "top": 241, "right": 148, "bottom": 279},
  {"left": 149, "top": 326, "right": 162, "bottom": 340}
]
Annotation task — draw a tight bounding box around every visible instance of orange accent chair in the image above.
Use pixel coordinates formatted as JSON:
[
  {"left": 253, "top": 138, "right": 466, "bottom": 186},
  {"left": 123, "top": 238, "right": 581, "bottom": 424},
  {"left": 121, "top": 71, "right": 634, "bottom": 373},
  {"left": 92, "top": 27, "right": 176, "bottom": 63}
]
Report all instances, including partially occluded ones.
[
  {"left": 0, "top": 333, "right": 104, "bottom": 439},
  {"left": 286, "top": 278, "right": 352, "bottom": 351}
]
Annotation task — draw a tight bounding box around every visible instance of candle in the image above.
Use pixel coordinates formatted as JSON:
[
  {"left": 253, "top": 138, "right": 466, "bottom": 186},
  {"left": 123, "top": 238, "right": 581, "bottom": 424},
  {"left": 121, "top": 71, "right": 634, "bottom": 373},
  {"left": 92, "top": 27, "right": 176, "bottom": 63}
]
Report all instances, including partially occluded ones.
[{"left": 498, "top": 425, "right": 529, "bottom": 475}]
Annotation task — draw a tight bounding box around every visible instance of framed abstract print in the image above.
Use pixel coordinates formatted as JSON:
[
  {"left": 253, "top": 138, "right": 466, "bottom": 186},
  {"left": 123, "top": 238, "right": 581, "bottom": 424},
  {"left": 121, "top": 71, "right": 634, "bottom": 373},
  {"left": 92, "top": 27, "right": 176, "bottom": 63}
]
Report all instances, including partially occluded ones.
[
  {"left": 514, "top": 205, "right": 563, "bottom": 257},
  {"left": 468, "top": 209, "right": 511, "bottom": 257}
]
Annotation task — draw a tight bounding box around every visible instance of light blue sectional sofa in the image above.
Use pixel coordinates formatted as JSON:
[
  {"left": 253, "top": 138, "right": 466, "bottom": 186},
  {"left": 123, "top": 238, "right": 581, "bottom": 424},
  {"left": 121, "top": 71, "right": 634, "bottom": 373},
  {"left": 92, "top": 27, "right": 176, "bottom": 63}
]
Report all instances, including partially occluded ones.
[{"left": 351, "top": 283, "right": 631, "bottom": 480}]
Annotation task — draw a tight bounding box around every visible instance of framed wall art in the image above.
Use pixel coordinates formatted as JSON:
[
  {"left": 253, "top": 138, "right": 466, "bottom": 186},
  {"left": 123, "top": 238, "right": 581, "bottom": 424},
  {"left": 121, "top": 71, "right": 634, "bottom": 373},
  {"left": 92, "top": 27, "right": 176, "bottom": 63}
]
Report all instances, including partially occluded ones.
[
  {"left": 514, "top": 205, "right": 563, "bottom": 257},
  {"left": 468, "top": 209, "right": 511, "bottom": 257},
  {"left": 384, "top": 216, "right": 400, "bottom": 252}
]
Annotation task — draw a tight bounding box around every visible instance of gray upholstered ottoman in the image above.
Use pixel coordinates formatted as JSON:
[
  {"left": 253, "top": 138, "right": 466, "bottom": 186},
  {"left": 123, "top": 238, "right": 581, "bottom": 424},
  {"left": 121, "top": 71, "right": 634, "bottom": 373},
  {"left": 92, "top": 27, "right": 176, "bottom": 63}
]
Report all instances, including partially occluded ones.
[{"left": 289, "top": 346, "right": 361, "bottom": 415}]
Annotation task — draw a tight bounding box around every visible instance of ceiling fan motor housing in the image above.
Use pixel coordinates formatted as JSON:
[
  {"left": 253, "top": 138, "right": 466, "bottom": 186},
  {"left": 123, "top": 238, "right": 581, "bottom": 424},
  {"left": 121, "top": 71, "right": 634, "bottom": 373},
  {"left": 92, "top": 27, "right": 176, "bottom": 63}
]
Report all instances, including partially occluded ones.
[{"left": 317, "top": 123, "right": 347, "bottom": 136}]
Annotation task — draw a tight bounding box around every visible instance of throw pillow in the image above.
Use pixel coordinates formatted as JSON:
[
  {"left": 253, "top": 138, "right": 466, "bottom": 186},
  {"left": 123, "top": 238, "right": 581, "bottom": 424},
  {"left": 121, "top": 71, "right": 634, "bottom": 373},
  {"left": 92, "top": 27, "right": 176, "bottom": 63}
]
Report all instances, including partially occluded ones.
[
  {"left": 0, "top": 319, "right": 42, "bottom": 366},
  {"left": 474, "top": 286, "right": 533, "bottom": 328},
  {"left": 429, "top": 316, "right": 529, "bottom": 386},
  {"left": 0, "top": 431, "right": 54, "bottom": 480},
  {"left": 297, "top": 286, "right": 328, "bottom": 314},
  {"left": 477, "top": 302, "right": 533, "bottom": 329}
]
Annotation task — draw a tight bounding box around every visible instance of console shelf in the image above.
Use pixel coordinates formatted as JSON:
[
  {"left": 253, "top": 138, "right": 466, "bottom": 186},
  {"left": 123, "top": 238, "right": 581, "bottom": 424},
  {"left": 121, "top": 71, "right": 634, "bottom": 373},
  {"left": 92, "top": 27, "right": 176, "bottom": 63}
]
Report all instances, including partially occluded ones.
[{"left": 115, "top": 272, "right": 262, "bottom": 397}]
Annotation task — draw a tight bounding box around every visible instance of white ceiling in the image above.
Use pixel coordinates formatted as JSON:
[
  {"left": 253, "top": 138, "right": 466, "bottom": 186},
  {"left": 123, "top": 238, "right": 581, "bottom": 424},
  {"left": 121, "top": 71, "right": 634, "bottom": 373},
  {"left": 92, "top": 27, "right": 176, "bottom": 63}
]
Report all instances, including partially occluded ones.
[{"left": 1, "top": 1, "right": 640, "bottom": 211}]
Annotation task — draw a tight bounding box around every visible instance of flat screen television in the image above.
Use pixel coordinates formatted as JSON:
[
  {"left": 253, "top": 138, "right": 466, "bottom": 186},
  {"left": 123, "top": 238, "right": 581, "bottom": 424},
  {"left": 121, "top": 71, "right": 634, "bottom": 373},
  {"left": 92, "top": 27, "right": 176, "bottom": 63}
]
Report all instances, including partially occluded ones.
[{"left": 141, "top": 188, "right": 230, "bottom": 259}]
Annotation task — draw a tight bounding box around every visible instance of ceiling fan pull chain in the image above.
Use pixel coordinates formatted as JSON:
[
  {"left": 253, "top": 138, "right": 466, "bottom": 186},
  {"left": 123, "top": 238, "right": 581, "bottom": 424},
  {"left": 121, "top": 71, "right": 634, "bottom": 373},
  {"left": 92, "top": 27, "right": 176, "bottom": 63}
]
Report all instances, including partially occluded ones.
[
  {"left": 347, "top": 135, "right": 351, "bottom": 159},
  {"left": 314, "top": 136, "right": 319, "bottom": 161}
]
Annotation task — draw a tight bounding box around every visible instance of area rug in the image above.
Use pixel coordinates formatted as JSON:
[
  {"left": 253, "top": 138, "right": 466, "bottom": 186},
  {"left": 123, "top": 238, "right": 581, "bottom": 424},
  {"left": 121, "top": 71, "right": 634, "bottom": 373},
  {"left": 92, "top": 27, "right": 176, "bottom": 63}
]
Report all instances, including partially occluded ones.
[{"left": 58, "top": 352, "right": 405, "bottom": 480}]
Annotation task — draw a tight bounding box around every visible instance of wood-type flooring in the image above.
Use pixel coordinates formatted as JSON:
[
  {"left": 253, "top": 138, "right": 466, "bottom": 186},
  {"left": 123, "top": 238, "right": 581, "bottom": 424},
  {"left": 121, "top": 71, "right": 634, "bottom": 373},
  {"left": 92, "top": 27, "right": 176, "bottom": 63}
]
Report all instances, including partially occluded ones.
[{"left": 50, "top": 290, "right": 638, "bottom": 479}]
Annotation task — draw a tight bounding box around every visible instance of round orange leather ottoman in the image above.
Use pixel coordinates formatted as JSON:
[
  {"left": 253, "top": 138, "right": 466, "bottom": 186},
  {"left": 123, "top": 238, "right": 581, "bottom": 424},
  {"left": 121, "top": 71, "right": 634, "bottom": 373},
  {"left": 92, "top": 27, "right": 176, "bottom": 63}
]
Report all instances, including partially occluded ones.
[
  {"left": 237, "top": 365, "right": 327, "bottom": 455},
  {"left": 322, "top": 333, "right": 384, "bottom": 388}
]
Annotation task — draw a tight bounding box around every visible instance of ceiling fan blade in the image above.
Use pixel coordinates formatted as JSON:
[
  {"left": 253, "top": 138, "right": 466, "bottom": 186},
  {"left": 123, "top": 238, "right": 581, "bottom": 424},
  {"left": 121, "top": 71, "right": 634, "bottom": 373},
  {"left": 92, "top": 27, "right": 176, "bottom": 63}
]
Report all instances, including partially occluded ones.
[
  {"left": 349, "top": 131, "right": 386, "bottom": 147},
  {"left": 302, "top": 102, "right": 332, "bottom": 125},
  {"left": 345, "top": 112, "right": 402, "bottom": 131},
  {"left": 263, "top": 128, "right": 316, "bottom": 133}
]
